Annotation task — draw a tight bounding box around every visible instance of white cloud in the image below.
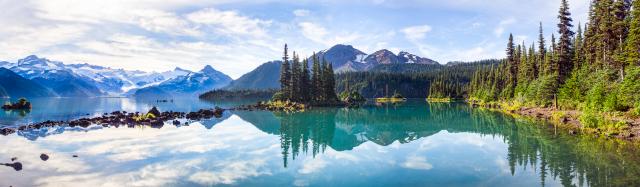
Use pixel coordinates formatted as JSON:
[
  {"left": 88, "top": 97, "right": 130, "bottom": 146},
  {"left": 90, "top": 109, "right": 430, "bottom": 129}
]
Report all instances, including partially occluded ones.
[
  {"left": 401, "top": 25, "right": 432, "bottom": 40},
  {"left": 298, "top": 22, "right": 361, "bottom": 47},
  {"left": 293, "top": 9, "right": 310, "bottom": 17},
  {"left": 402, "top": 156, "right": 433, "bottom": 170},
  {"left": 187, "top": 8, "right": 272, "bottom": 37},
  {"left": 494, "top": 18, "right": 516, "bottom": 37},
  {"left": 298, "top": 157, "right": 328, "bottom": 174}
]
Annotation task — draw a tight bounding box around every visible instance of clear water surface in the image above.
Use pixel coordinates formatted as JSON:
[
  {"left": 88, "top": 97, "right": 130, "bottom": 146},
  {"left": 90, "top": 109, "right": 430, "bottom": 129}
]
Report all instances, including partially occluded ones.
[{"left": 0, "top": 99, "right": 639, "bottom": 187}]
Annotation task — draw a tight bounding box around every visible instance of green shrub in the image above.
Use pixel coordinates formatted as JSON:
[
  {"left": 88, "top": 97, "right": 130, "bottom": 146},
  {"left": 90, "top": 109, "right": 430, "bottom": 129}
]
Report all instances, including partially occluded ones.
[
  {"left": 272, "top": 91, "right": 286, "bottom": 101},
  {"left": 579, "top": 111, "right": 600, "bottom": 128}
]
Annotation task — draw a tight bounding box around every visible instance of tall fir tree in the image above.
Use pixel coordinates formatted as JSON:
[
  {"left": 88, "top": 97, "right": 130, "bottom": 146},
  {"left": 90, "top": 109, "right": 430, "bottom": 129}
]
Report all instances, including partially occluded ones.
[
  {"left": 280, "top": 44, "right": 292, "bottom": 100},
  {"left": 537, "top": 22, "right": 546, "bottom": 78},
  {"left": 324, "top": 62, "right": 338, "bottom": 102},
  {"left": 506, "top": 34, "right": 517, "bottom": 98},
  {"left": 626, "top": 0, "right": 640, "bottom": 66},
  {"left": 301, "top": 58, "right": 311, "bottom": 102},
  {"left": 291, "top": 52, "right": 302, "bottom": 101},
  {"left": 613, "top": 0, "right": 630, "bottom": 79},
  {"left": 573, "top": 23, "right": 585, "bottom": 68},
  {"left": 556, "top": 0, "right": 575, "bottom": 82},
  {"left": 311, "top": 53, "right": 321, "bottom": 102}
]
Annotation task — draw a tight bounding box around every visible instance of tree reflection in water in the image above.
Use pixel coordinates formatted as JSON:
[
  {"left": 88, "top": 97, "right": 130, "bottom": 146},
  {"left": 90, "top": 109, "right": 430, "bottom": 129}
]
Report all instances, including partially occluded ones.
[{"left": 245, "top": 102, "right": 640, "bottom": 186}]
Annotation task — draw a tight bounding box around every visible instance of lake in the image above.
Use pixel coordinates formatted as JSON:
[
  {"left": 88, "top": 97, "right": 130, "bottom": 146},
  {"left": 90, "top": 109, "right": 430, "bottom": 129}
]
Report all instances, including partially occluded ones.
[{"left": 0, "top": 99, "right": 639, "bottom": 186}]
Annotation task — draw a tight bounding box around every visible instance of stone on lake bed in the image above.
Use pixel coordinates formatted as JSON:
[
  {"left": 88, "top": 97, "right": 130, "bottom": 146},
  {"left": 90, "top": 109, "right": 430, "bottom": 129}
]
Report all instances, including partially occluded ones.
[
  {"left": 1, "top": 162, "right": 22, "bottom": 171},
  {"left": 40, "top": 153, "right": 49, "bottom": 161}
]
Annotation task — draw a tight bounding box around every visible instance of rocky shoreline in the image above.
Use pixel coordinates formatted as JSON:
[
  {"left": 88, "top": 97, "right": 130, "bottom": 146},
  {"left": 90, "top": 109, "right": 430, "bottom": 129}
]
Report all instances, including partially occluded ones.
[
  {"left": 472, "top": 103, "right": 640, "bottom": 141},
  {"left": 0, "top": 107, "right": 225, "bottom": 136}
]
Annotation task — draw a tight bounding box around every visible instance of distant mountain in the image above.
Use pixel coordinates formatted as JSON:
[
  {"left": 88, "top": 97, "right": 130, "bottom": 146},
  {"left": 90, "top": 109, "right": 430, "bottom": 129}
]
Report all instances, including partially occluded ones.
[
  {"left": 0, "top": 68, "right": 57, "bottom": 98},
  {"left": 133, "top": 65, "right": 232, "bottom": 97},
  {"left": 311, "top": 44, "right": 368, "bottom": 72},
  {"left": 3, "top": 55, "right": 194, "bottom": 97},
  {"left": 225, "top": 61, "right": 282, "bottom": 90},
  {"left": 364, "top": 49, "right": 401, "bottom": 65},
  {"left": 64, "top": 63, "right": 191, "bottom": 95},
  {"left": 227, "top": 44, "right": 442, "bottom": 90},
  {"left": 369, "top": 64, "right": 443, "bottom": 73},
  {"left": 10, "top": 55, "right": 103, "bottom": 97},
  {"left": 0, "top": 61, "right": 10, "bottom": 68},
  {"left": 309, "top": 44, "right": 439, "bottom": 72},
  {"left": 397, "top": 51, "right": 438, "bottom": 65}
]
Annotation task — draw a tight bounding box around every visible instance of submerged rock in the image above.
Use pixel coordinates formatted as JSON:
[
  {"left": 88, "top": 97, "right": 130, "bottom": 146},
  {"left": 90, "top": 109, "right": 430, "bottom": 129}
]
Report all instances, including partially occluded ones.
[
  {"left": 0, "top": 128, "right": 16, "bottom": 136},
  {"left": 148, "top": 107, "right": 161, "bottom": 117},
  {"left": 1, "top": 162, "right": 22, "bottom": 171},
  {"left": 40, "top": 153, "right": 49, "bottom": 161}
]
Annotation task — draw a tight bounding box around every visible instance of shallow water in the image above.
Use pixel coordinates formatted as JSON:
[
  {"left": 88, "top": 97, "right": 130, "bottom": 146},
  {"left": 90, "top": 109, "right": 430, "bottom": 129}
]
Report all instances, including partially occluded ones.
[
  {"left": 0, "top": 97, "right": 254, "bottom": 127},
  {"left": 0, "top": 100, "right": 639, "bottom": 187}
]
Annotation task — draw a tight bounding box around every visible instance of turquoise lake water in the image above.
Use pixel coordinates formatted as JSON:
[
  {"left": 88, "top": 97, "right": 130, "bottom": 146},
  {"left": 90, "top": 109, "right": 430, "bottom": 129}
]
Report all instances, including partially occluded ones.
[{"left": 0, "top": 99, "right": 639, "bottom": 186}]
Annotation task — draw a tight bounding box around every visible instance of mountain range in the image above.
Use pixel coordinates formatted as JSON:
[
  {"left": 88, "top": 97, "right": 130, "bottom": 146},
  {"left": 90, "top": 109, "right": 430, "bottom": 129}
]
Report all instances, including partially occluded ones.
[
  {"left": 0, "top": 55, "right": 230, "bottom": 98},
  {"left": 226, "top": 44, "right": 442, "bottom": 90},
  {"left": 0, "top": 45, "right": 443, "bottom": 98}
]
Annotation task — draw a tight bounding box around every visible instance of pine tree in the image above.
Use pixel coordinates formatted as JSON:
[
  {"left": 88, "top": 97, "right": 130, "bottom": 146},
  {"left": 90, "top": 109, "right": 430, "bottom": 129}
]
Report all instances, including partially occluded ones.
[
  {"left": 311, "top": 53, "right": 321, "bottom": 102},
  {"left": 302, "top": 58, "right": 311, "bottom": 102},
  {"left": 291, "top": 52, "right": 302, "bottom": 101},
  {"left": 280, "top": 44, "right": 292, "bottom": 100},
  {"left": 573, "top": 23, "right": 585, "bottom": 68},
  {"left": 325, "top": 62, "right": 338, "bottom": 102},
  {"left": 506, "top": 34, "right": 517, "bottom": 98},
  {"left": 626, "top": 0, "right": 640, "bottom": 66},
  {"left": 537, "top": 22, "right": 546, "bottom": 78},
  {"left": 557, "top": 0, "right": 575, "bottom": 82},
  {"left": 613, "top": 0, "right": 630, "bottom": 80}
]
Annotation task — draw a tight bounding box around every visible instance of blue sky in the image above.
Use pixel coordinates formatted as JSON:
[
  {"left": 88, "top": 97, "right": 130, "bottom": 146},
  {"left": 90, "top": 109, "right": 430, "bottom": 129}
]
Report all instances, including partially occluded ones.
[{"left": 0, "top": 0, "right": 589, "bottom": 78}]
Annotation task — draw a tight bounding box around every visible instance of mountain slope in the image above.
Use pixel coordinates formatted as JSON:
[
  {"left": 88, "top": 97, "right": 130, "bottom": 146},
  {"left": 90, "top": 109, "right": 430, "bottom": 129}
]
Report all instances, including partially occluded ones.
[
  {"left": 0, "top": 68, "right": 57, "bottom": 98},
  {"left": 9, "top": 55, "right": 103, "bottom": 97},
  {"left": 134, "top": 65, "right": 232, "bottom": 97},
  {"left": 225, "top": 61, "right": 282, "bottom": 90}
]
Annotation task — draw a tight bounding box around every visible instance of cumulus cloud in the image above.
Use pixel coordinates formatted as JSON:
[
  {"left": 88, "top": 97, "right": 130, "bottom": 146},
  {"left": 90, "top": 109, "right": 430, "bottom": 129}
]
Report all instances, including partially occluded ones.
[
  {"left": 293, "top": 9, "right": 310, "bottom": 17},
  {"left": 402, "top": 156, "right": 433, "bottom": 170},
  {"left": 401, "top": 25, "right": 432, "bottom": 40},
  {"left": 187, "top": 8, "right": 272, "bottom": 37},
  {"left": 494, "top": 18, "right": 516, "bottom": 37},
  {"left": 298, "top": 22, "right": 361, "bottom": 47}
]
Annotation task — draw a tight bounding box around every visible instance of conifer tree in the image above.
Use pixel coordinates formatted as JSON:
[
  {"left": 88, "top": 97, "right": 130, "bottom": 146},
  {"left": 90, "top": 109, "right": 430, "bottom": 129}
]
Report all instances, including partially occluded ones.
[
  {"left": 324, "top": 62, "right": 338, "bottom": 102},
  {"left": 311, "top": 53, "right": 321, "bottom": 102},
  {"left": 573, "top": 23, "right": 585, "bottom": 68},
  {"left": 505, "top": 34, "right": 517, "bottom": 97},
  {"left": 302, "top": 58, "right": 311, "bottom": 102},
  {"left": 280, "top": 44, "right": 292, "bottom": 100},
  {"left": 537, "top": 22, "right": 546, "bottom": 78},
  {"left": 292, "top": 52, "right": 303, "bottom": 101},
  {"left": 626, "top": 0, "right": 640, "bottom": 66},
  {"left": 557, "top": 0, "right": 575, "bottom": 82}
]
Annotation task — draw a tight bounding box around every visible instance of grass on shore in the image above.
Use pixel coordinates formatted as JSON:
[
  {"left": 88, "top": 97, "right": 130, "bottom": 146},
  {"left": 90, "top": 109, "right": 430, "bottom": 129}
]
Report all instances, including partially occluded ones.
[{"left": 469, "top": 97, "right": 634, "bottom": 138}]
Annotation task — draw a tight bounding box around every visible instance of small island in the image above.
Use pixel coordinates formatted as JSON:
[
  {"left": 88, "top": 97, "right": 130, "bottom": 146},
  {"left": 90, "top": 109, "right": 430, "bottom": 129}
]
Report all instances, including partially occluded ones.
[
  {"left": 244, "top": 44, "right": 359, "bottom": 111},
  {"left": 376, "top": 91, "right": 407, "bottom": 103},
  {"left": 2, "top": 98, "right": 32, "bottom": 110}
]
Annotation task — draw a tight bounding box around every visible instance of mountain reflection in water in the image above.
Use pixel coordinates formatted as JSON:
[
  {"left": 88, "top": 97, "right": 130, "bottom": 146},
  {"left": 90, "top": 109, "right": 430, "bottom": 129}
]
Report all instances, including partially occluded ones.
[{"left": 1, "top": 101, "right": 639, "bottom": 187}]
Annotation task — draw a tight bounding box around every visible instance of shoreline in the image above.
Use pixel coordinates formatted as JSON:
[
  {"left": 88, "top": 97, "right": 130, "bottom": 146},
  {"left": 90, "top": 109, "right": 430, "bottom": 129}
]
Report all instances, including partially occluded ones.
[{"left": 471, "top": 102, "right": 640, "bottom": 142}]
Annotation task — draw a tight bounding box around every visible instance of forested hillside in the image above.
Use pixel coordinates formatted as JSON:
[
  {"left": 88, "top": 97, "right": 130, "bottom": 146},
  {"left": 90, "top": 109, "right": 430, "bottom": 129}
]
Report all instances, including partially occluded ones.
[
  {"left": 469, "top": 0, "right": 640, "bottom": 124},
  {"left": 337, "top": 59, "right": 499, "bottom": 98}
]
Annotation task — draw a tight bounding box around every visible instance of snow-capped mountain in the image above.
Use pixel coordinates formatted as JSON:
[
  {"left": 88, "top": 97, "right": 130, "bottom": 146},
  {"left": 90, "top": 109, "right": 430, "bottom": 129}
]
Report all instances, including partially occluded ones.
[
  {"left": 0, "top": 61, "right": 11, "bottom": 68},
  {"left": 307, "top": 44, "right": 440, "bottom": 72},
  {"left": 2, "top": 55, "right": 225, "bottom": 97},
  {"left": 9, "top": 55, "right": 103, "bottom": 97},
  {"left": 364, "top": 49, "right": 402, "bottom": 65},
  {"left": 65, "top": 63, "right": 191, "bottom": 95},
  {"left": 398, "top": 51, "right": 439, "bottom": 65},
  {"left": 133, "top": 65, "right": 232, "bottom": 97}
]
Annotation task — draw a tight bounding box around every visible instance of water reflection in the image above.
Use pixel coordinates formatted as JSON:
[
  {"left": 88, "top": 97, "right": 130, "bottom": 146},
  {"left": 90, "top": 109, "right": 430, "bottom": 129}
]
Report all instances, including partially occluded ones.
[
  {"left": 0, "top": 101, "right": 639, "bottom": 186},
  {"left": 0, "top": 97, "right": 256, "bottom": 127}
]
